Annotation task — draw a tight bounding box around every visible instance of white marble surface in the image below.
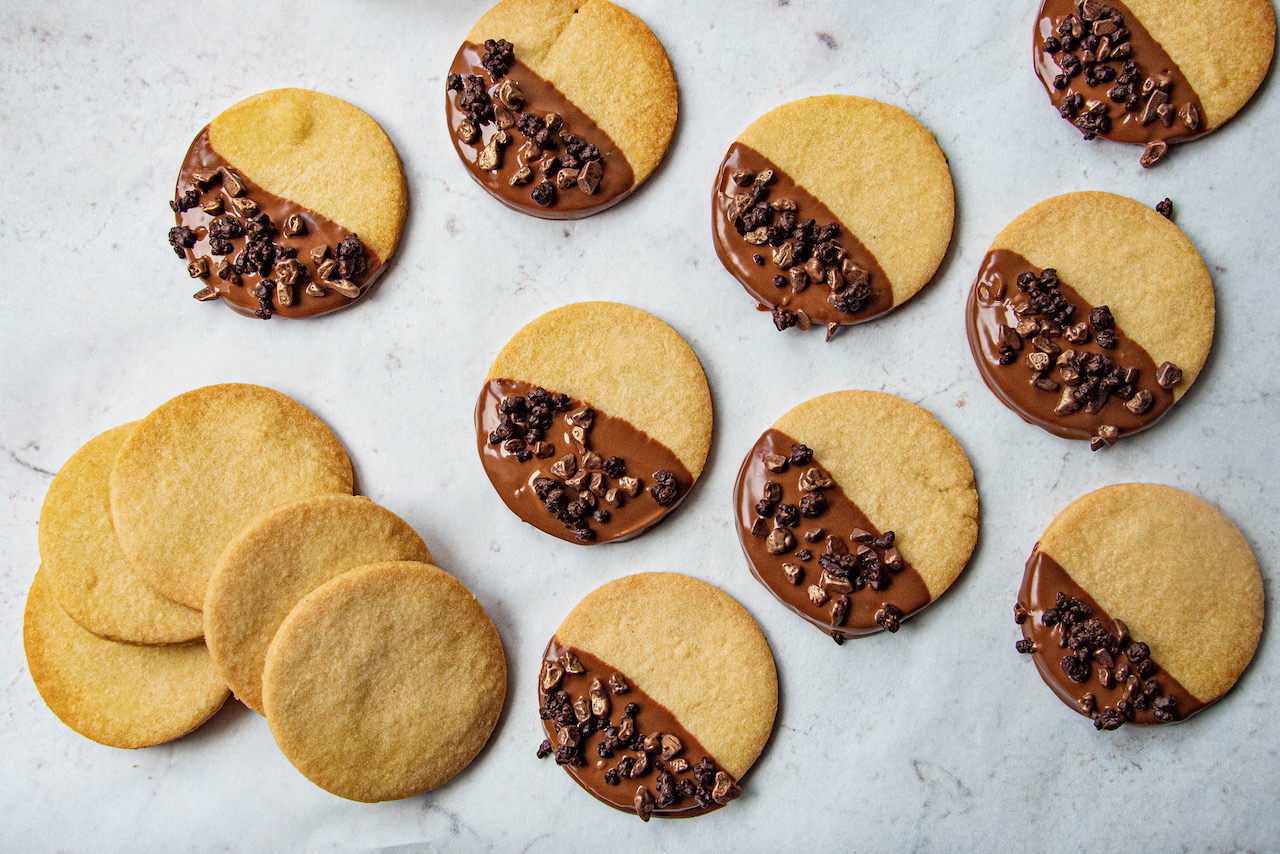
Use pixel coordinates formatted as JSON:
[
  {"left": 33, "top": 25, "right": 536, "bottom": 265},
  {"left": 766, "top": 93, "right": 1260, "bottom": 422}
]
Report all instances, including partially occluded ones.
[{"left": 2, "top": 0, "right": 1278, "bottom": 850}]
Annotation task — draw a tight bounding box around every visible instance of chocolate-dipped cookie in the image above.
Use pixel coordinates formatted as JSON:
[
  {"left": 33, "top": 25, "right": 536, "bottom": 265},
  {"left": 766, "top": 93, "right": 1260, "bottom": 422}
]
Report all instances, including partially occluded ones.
[
  {"left": 536, "top": 573, "right": 777, "bottom": 820},
  {"left": 713, "top": 95, "right": 954, "bottom": 339},
  {"left": 966, "top": 191, "right": 1213, "bottom": 450},
  {"left": 446, "top": 0, "right": 677, "bottom": 219},
  {"left": 734, "top": 391, "right": 978, "bottom": 641},
  {"left": 168, "top": 88, "right": 407, "bottom": 318},
  {"left": 1035, "top": 0, "right": 1275, "bottom": 167},
  {"left": 477, "top": 302, "right": 711, "bottom": 545},
  {"left": 1016, "top": 483, "right": 1262, "bottom": 730}
]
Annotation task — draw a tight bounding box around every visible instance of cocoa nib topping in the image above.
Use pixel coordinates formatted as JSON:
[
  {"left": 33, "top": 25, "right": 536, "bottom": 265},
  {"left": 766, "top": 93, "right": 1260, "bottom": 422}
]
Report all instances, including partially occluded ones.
[
  {"left": 537, "top": 649, "right": 739, "bottom": 819},
  {"left": 1039, "top": 0, "right": 1201, "bottom": 167},
  {"left": 168, "top": 160, "right": 370, "bottom": 317},
  {"left": 488, "top": 387, "right": 683, "bottom": 540},
  {"left": 1016, "top": 591, "right": 1177, "bottom": 729},
  {"left": 448, "top": 37, "right": 610, "bottom": 208},
  {"left": 725, "top": 168, "right": 874, "bottom": 337},
  {"left": 990, "top": 265, "right": 1180, "bottom": 448}
]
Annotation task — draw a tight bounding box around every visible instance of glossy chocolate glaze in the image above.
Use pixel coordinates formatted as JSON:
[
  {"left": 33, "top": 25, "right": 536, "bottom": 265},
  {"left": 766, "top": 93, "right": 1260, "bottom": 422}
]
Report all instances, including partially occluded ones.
[
  {"left": 713, "top": 143, "right": 892, "bottom": 328},
  {"left": 539, "top": 640, "right": 734, "bottom": 819},
  {"left": 1018, "top": 550, "right": 1204, "bottom": 725},
  {"left": 475, "top": 379, "right": 693, "bottom": 545},
  {"left": 173, "top": 128, "right": 383, "bottom": 318},
  {"left": 1034, "top": 0, "right": 1206, "bottom": 146},
  {"left": 966, "top": 249, "right": 1173, "bottom": 441},
  {"left": 734, "top": 428, "right": 932, "bottom": 638},
  {"left": 446, "top": 42, "right": 635, "bottom": 220}
]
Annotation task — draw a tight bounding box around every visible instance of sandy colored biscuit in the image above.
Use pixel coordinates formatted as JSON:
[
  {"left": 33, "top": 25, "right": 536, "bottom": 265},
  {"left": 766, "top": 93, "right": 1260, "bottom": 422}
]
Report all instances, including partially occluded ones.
[
  {"left": 1123, "top": 0, "right": 1275, "bottom": 131},
  {"left": 23, "top": 568, "right": 228, "bottom": 749},
  {"left": 262, "top": 562, "right": 506, "bottom": 802},
  {"left": 39, "top": 423, "right": 203, "bottom": 645},
  {"left": 556, "top": 572, "right": 777, "bottom": 780},
  {"left": 208, "top": 88, "right": 407, "bottom": 262},
  {"left": 204, "top": 494, "right": 432, "bottom": 715},
  {"left": 773, "top": 391, "right": 979, "bottom": 601},
  {"left": 992, "top": 191, "right": 1214, "bottom": 400},
  {"left": 1039, "top": 483, "right": 1262, "bottom": 704},
  {"left": 486, "top": 302, "right": 712, "bottom": 477},
  {"left": 468, "top": 0, "right": 678, "bottom": 184},
  {"left": 110, "top": 384, "right": 354, "bottom": 610},
  {"left": 737, "top": 95, "right": 955, "bottom": 307}
]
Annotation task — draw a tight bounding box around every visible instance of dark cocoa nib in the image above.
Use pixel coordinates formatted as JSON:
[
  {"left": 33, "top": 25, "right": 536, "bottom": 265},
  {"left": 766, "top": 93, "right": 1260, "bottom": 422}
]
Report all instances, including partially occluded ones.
[
  {"left": 168, "top": 225, "right": 197, "bottom": 257},
  {"left": 481, "top": 38, "right": 515, "bottom": 79},
  {"left": 336, "top": 233, "right": 367, "bottom": 280}
]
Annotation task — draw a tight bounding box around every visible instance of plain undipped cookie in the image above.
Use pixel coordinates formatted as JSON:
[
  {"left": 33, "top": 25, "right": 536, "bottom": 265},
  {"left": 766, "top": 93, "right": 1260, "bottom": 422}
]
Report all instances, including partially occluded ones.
[
  {"left": 262, "top": 562, "right": 506, "bottom": 802},
  {"left": 24, "top": 569, "right": 229, "bottom": 749},
  {"left": 110, "top": 384, "right": 354, "bottom": 609},
  {"left": 39, "top": 423, "right": 203, "bottom": 645},
  {"left": 1035, "top": 483, "right": 1262, "bottom": 708},
  {"left": 204, "top": 494, "right": 432, "bottom": 714}
]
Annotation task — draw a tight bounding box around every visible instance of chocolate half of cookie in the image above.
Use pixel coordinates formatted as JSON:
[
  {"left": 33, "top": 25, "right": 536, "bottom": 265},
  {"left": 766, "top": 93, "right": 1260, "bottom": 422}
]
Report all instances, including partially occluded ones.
[
  {"left": 1016, "top": 550, "right": 1200, "bottom": 729},
  {"left": 713, "top": 143, "right": 891, "bottom": 339},
  {"left": 476, "top": 379, "right": 691, "bottom": 545},
  {"left": 966, "top": 249, "right": 1181, "bottom": 449},
  {"left": 169, "top": 129, "right": 381, "bottom": 319},
  {"left": 1034, "top": 0, "right": 1205, "bottom": 167},
  {"left": 734, "top": 428, "right": 930, "bottom": 641},
  {"left": 446, "top": 38, "right": 635, "bottom": 219},
  {"left": 537, "top": 640, "right": 740, "bottom": 820}
]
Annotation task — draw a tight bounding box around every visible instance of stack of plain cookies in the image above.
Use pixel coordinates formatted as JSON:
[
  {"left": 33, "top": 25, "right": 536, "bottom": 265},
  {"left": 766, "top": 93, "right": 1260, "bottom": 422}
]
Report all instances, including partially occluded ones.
[{"left": 27, "top": 383, "right": 505, "bottom": 802}]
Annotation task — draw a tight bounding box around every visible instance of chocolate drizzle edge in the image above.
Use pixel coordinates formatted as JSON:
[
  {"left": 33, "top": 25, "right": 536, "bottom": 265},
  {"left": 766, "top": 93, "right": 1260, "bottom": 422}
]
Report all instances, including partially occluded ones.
[
  {"left": 1017, "top": 549, "right": 1203, "bottom": 728},
  {"left": 734, "top": 427, "right": 932, "bottom": 640}
]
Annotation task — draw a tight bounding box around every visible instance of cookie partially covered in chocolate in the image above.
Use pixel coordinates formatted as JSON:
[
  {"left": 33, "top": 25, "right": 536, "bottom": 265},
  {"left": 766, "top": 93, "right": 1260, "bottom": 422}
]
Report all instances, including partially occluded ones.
[
  {"left": 1016, "top": 483, "right": 1262, "bottom": 730},
  {"left": 966, "top": 191, "right": 1213, "bottom": 450},
  {"left": 168, "top": 88, "right": 408, "bottom": 319},
  {"left": 477, "top": 302, "right": 711, "bottom": 545},
  {"left": 445, "top": 0, "right": 678, "bottom": 219},
  {"left": 713, "top": 95, "right": 955, "bottom": 338},
  {"left": 734, "top": 391, "right": 978, "bottom": 641}
]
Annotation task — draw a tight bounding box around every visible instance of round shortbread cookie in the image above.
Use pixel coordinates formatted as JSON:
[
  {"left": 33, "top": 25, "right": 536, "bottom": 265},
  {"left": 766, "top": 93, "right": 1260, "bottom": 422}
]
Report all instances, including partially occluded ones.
[
  {"left": 204, "top": 494, "right": 432, "bottom": 715},
  {"left": 735, "top": 391, "right": 979, "bottom": 640},
  {"left": 967, "top": 191, "right": 1214, "bottom": 447},
  {"left": 110, "top": 384, "right": 354, "bottom": 610},
  {"left": 262, "top": 562, "right": 506, "bottom": 802},
  {"left": 446, "top": 0, "right": 678, "bottom": 218},
  {"left": 23, "top": 568, "right": 229, "bottom": 749},
  {"left": 1034, "top": 0, "right": 1274, "bottom": 165},
  {"left": 537, "top": 572, "right": 776, "bottom": 819},
  {"left": 713, "top": 95, "right": 954, "bottom": 335},
  {"left": 39, "top": 423, "right": 203, "bottom": 645},
  {"left": 478, "top": 302, "right": 712, "bottom": 544},
  {"left": 170, "top": 88, "right": 407, "bottom": 318},
  {"left": 1016, "top": 484, "right": 1262, "bottom": 729}
]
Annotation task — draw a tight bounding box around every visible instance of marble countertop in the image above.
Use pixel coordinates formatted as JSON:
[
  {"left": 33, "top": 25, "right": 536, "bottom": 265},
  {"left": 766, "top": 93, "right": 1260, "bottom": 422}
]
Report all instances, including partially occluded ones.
[{"left": 2, "top": 1, "right": 1277, "bottom": 851}]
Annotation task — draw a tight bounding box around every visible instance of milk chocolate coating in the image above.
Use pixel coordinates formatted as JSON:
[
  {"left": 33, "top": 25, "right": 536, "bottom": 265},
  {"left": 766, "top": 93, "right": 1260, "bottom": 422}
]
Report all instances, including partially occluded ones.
[
  {"left": 1018, "top": 550, "right": 1203, "bottom": 724},
  {"left": 712, "top": 143, "right": 892, "bottom": 327},
  {"left": 475, "top": 379, "right": 693, "bottom": 545},
  {"left": 173, "top": 128, "right": 383, "bottom": 318},
  {"left": 539, "top": 640, "right": 731, "bottom": 819},
  {"left": 446, "top": 42, "right": 635, "bottom": 220},
  {"left": 965, "top": 249, "right": 1173, "bottom": 441},
  {"left": 1034, "top": 0, "right": 1206, "bottom": 146},
  {"left": 734, "top": 428, "right": 932, "bottom": 638}
]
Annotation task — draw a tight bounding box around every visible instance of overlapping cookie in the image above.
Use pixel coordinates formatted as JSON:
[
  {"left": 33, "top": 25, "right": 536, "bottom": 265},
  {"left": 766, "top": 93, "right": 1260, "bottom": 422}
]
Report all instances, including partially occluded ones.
[
  {"left": 735, "top": 391, "right": 978, "bottom": 641},
  {"left": 446, "top": 0, "right": 678, "bottom": 218},
  {"left": 713, "top": 95, "right": 954, "bottom": 338},
  {"left": 1015, "top": 483, "right": 1262, "bottom": 729},
  {"left": 536, "top": 573, "right": 776, "bottom": 820},
  {"left": 477, "top": 302, "right": 711, "bottom": 544},
  {"left": 966, "top": 191, "right": 1213, "bottom": 450},
  {"left": 1034, "top": 0, "right": 1275, "bottom": 167},
  {"left": 168, "top": 88, "right": 407, "bottom": 318},
  {"left": 264, "top": 562, "right": 505, "bottom": 802}
]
